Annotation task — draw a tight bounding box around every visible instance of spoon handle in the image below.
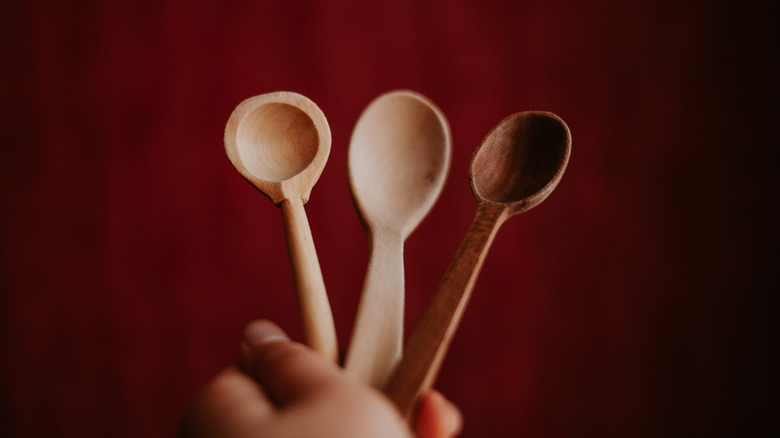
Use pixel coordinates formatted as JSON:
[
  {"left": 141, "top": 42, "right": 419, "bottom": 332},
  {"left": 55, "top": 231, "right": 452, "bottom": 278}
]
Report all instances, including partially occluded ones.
[
  {"left": 345, "top": 232, "right": 405, "bottom": 387},
  {"left": 384, "top": 203, "right": 507, "bottom": 418},
  {"left": 280, "top": 197, "right": 339, "bottom": 363}
]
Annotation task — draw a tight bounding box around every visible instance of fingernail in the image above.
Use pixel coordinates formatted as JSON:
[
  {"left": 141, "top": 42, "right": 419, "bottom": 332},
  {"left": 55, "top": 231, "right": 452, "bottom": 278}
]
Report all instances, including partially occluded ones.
[{"left": 243, "top": 320, "right": 289, "bottom": 346}]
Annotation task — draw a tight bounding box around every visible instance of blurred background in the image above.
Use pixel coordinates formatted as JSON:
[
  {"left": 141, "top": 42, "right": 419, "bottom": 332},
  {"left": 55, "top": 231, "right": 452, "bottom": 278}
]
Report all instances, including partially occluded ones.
[{"left": 1, "top": 0, "right": 777, "bottom": 436}]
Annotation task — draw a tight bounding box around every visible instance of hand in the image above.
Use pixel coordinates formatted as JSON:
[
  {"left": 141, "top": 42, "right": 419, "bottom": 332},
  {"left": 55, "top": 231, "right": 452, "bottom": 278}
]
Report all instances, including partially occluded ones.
[{"left": 179, "top": 320, "right": 462, "bottom": 438}]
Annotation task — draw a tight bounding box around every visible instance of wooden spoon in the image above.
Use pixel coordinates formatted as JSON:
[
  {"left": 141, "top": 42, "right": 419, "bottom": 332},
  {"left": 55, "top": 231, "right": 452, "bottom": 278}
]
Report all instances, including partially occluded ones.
[
  {"left": 224, "top": 91, "right": 338, "bottom": 363},
  {"left": 384, "top": 111, "right": 571, "bottom": 417},
  {"left": 344, "top": 90, "right": 451, "bottom": 387}
]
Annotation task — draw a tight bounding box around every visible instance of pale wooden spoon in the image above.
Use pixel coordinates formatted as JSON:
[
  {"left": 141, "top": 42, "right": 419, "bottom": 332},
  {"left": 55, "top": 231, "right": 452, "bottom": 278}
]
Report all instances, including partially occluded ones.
[
  {"left": 344, "top": 90, "right": 451, "bottom": 387},
  {"left": 384, "top": 111, "right": 571, "bottom": 417},
  {"left": 224, "top": 91, "right": 338, "bottom": 363}
]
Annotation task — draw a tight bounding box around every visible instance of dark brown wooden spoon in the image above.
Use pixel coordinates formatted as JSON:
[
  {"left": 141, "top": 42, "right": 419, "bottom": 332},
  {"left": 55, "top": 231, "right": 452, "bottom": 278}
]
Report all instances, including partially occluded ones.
[{"left": 384, "top": 111, "right": 571, "bottom": 418}]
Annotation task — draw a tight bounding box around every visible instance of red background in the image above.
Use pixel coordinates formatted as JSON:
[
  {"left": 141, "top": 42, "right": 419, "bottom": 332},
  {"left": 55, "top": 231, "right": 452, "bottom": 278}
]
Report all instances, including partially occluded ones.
[{"left": 1, "top": 0, "right": 777, "bottom": 436}]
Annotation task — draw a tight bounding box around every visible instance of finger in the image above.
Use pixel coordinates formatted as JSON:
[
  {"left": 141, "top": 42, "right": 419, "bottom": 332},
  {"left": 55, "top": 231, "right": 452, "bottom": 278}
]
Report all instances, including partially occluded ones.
[
  {"left": 240, "top": 319, "right": 343, "bottom": 406},
  {"left": 179, "top": 366, "right": 274, "bottom": 438},
  {"left": 413, "top": 390, "right": 463, "bottom": 438}
]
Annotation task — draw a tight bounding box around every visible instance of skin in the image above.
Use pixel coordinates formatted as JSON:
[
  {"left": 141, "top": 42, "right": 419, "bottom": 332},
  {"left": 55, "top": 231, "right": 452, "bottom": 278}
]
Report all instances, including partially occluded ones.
[{"left": 179, "top": 319, "right": 462, "bottom": 438}]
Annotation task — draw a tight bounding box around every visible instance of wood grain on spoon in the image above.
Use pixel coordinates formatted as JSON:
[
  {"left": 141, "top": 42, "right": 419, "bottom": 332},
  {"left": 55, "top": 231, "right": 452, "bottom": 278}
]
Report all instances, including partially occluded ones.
[
  {"left": 345, "top": 90, "right": 451, "bottom": 387},
  {"left": 224, "top": 92, "right": 339, "bottom": 363},
  {"left": 384, "top": 111, "right": 571, "bottom": 418}
]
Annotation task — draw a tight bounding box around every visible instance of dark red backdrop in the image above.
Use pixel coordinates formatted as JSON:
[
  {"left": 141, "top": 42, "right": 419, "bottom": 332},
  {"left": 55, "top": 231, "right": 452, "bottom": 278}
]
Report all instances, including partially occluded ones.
[{"left": 1, "top": 0, "right": 776, "bottom": 436}]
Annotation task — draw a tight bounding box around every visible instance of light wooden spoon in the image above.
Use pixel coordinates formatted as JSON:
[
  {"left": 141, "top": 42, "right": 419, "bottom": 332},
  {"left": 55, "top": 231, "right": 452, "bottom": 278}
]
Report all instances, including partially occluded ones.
[
  {"left": 224, "top": 91, "right": 338, "bottom": 363},
  {"left": 344, "top": 90, "right": 451, "bottom": 387},
  {"left": 384, "top": 111, "right": 571, "bottom": 417}
]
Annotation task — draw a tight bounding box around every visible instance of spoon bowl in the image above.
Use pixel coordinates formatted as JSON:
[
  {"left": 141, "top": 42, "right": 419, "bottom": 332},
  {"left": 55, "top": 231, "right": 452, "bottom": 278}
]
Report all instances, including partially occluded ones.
[
  {"left": 224, "top": 92, "right": 338, "bottom": 362},
  {"left": 349, "top": 91, "right": 450, "bottom": 236},
  {"left": 471, "top": 111, "right": 571, "bottom": 213},
  {"left": 225, "top": 92, "right": 331, "bottom": 205}
]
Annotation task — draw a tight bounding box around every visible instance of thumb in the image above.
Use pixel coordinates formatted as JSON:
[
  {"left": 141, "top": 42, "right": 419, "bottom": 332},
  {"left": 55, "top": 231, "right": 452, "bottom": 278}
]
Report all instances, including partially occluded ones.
[{"left": 239, "top": 319, "right": 343, "bottom": 406}]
